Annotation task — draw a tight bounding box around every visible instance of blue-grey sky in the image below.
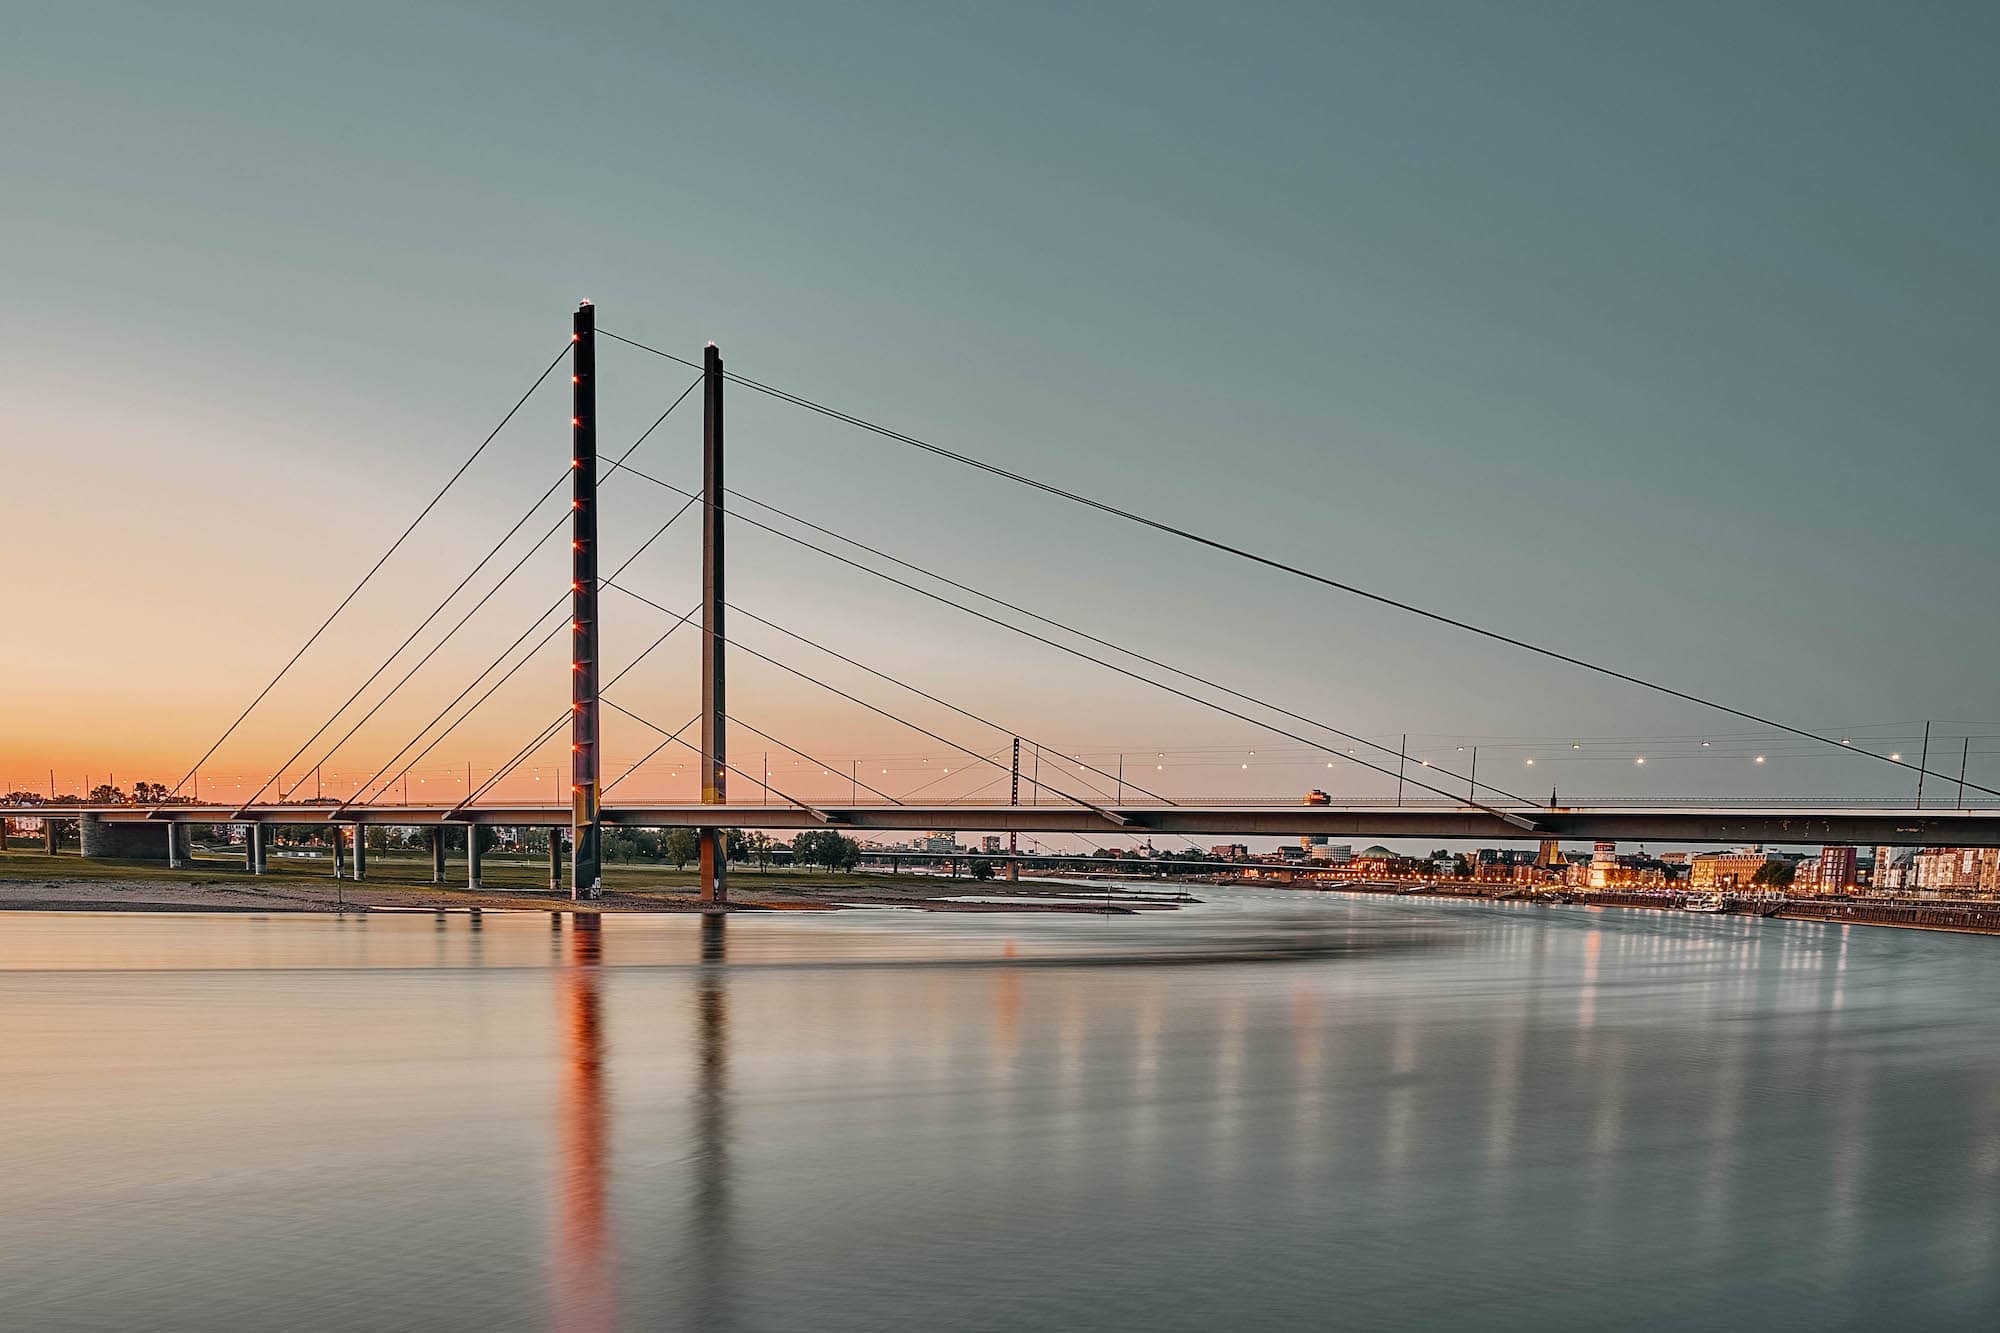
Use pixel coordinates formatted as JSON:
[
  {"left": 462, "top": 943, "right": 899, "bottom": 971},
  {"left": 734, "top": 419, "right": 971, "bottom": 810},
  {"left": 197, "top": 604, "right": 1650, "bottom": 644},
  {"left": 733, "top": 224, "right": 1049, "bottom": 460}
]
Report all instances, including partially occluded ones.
[{"left": 4, "top": 1, "right": 1998, "bottom": 810}]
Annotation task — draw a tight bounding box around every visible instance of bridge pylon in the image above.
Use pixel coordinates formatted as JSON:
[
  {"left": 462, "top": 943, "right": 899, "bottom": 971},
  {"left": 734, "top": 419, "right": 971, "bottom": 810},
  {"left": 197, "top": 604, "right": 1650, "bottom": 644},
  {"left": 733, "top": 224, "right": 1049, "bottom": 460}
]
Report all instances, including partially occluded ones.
[
  {"left": 698, "top": 341, "right": 728, "bottom": 905},
  {"left": 571, "top": 301, "right": 603, "bottom": 900}
]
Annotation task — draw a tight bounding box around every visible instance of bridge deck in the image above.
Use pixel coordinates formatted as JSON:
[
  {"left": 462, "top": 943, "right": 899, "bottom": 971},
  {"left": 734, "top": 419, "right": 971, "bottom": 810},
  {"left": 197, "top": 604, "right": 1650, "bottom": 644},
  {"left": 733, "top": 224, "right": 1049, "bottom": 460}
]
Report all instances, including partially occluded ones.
[{"left": 7, "top": 803, "right": 1999, "bottom": 847}]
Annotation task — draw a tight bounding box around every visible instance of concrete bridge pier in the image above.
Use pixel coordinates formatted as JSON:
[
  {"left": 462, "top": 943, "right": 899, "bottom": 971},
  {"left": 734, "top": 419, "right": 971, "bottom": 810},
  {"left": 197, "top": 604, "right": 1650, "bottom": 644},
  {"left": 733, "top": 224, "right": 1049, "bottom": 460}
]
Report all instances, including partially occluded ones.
[
  {"left": 78, "top": 813, "right": 192, "bottom": 863},
  {"left": 0, "top": 818, "right": 8, "bottom": 852},
  {"left": 431, "top": 828, "right": 446, "bottom": 884},
  {"left": 247, "top": 823, "right": 266, "bottom": 874},
  {"left": 467, "top": 832, "right": 482, "bottom": 891},
  {"left": 45, "top": 819, "right": 59, "bottom": 854},
  {"left": 331, "top": 828, "right": 345, "bottom": 879},
  {"left": 351, "top": 826, "right": 367, "bottom": 881},
  {"left": 548, "top": 831, "right": 562, "bottom": 894}
]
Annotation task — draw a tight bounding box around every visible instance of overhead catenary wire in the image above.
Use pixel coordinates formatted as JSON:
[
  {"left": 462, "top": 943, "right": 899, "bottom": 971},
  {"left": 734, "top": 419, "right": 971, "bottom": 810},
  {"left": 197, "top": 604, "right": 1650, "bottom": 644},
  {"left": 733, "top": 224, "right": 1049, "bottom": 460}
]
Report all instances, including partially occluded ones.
[
  {"left": 892, "top": 741, "right": 1012, "bottom": 801},
  {"left": 166, "top": 341, "right": 571, "bottom": 799},
  {"left": 598, "top": 327, "right": 2000, "bottom": 801},
  {"left": 599, "top": 698, "right": 825, "bottom": 814},
  {"left": 720, "top": 713, "right": 903, "bottom": 805}
]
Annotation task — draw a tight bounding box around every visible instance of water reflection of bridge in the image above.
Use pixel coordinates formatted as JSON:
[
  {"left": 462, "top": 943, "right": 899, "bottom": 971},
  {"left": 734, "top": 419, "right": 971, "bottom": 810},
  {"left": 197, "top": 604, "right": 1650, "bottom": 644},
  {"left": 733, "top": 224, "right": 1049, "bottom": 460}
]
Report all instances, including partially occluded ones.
[{"left": 553, "top": 912, "right": 730, "bottom": 1333}]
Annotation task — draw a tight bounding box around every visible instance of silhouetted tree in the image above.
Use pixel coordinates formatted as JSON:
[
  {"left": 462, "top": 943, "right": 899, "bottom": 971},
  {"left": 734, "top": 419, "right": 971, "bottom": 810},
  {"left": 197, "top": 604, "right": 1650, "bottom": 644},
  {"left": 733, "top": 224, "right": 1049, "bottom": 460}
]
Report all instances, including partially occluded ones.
[
  {"left": 665, "top": 827, "right": 699, "bottom": 869},
  {"left": 1753, "top": 860, "right": 1796, "bottom": 888}
]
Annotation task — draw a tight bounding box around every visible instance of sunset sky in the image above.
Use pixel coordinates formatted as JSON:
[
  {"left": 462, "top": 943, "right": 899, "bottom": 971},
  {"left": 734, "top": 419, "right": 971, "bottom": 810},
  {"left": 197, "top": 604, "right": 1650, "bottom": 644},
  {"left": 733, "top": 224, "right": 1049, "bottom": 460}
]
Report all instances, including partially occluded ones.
[{"left": 5, "top": 2, "right": 1998, "bottom": 811}]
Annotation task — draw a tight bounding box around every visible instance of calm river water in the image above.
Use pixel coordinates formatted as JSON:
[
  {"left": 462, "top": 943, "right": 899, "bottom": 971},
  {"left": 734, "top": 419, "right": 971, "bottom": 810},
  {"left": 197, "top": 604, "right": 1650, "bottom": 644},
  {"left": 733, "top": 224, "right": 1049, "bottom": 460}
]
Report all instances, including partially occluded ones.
[{"left": 3, "top": 889, "right": 1998, "bottom": 1330}]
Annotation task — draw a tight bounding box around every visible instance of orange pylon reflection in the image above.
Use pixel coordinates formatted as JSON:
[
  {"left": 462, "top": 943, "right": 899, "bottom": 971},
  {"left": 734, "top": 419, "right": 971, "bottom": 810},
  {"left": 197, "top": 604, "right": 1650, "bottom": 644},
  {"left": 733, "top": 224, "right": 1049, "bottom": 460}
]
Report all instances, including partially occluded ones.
[{"left": 554, "top": 913, "right": 613, "bottom": 1333}]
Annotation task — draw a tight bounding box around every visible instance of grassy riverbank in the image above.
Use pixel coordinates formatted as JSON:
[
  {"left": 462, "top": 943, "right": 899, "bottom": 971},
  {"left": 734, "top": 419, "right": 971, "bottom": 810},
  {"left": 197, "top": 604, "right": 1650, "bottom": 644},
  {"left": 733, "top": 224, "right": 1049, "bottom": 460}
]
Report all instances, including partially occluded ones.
[{"left": 0, "top": 847, "right": 1190, "bottom": 914}]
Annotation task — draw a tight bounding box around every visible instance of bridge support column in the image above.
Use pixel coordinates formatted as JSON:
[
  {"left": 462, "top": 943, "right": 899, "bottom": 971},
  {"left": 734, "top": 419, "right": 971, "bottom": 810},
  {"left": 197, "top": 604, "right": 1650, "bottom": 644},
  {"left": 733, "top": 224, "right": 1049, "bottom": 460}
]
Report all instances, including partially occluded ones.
[
  {"left": 166, "top": 822, "right": 181, "bottom": 869},
  {"left": 0, "top": 817, "right": 8, "bottom": 852},
  {"left": 247, "top": 823, "right": 265, "bottom": 875},
  {"left": 45, "top": 819, "right": 58, "bottom": 854},
  {"left": 331, "top": 827, "right": 345, "bottom": 879},
  {"left": 351, "top": 825, "right": 367, "bottom": 881},
  {"left": 431, "top": 828, "right": 446, "bottom": 884},
  {"left": 698, "top": 340, "right": 728, "bottom": 906},
  {"left": 467, "top": 831, "right": 482, "bottom": 891},
  {"left": 548, "top": 829, "right": 563, "bottom": 894},
  {"left": 569, "top": 301, "right": 604, "bottom": 902}
]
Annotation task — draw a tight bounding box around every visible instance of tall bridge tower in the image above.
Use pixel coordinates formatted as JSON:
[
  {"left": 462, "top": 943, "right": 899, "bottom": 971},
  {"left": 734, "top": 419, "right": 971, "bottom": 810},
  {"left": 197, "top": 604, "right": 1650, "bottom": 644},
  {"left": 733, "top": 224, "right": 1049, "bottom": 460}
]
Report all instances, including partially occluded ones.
[{"left": 571, "top": 302, "right": 603, "bottom": 899}]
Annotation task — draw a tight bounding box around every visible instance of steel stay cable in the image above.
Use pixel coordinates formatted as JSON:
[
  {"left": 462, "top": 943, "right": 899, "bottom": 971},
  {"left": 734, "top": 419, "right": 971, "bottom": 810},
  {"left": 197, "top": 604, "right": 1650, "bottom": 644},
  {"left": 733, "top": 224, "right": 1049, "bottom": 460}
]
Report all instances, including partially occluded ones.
[
  {"left": 598, "top": 464, "right": 1515, "bottom": 816},
  {"left": 291, "top": 374, "right": 706, "bottom": 805},
  {"left": 598, "top": 327, "right": 1997, "bottom": 801},
  {"left": 167, "top": 341, "right": 570, "bottom": 798},
  {"left": 256, "top": 470, "right": 574, "bottom": 808},
  {"left": 365, "top": 586, "right": 698, "bottom": 809},
  {"left": 451, "top": 711, "right": 571, "bottom": 813},
  {"left": 277, "top": 507, "right": 572, "bottom": 802},
  {"left": 604, "top": 455, "right": 1503, "bottom": 806},
  {"left": 344, "top": 495, "right": 699, "bottom": 808},
  {"left": 727, "top": 602, "right": 1176, "bottom": 806},
  {"left": 603, "top": 715, "right": 701, "bottom": 796},
  {"left": 720, "top": 485, "right": 1522, "bottom": 802},
  {"left": 446, "top": 596, "right": 701, "bottom": 814},
  {"left": 350, "top": 614, "right": 571, "bottom": 808},
  {"left": 602, "top": 581, "right": 1132, "bottom": 820},
  {"left": 273, "top": 373, "right": 704, "bottom": 804}
]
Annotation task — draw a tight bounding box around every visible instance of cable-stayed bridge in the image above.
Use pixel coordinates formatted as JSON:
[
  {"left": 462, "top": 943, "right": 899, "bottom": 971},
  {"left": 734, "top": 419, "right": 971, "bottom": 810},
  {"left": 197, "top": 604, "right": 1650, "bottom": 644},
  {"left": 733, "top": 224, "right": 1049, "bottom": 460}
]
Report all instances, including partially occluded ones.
[{"left": 11, "top": 302, "right": 1999, "bottom": 902}]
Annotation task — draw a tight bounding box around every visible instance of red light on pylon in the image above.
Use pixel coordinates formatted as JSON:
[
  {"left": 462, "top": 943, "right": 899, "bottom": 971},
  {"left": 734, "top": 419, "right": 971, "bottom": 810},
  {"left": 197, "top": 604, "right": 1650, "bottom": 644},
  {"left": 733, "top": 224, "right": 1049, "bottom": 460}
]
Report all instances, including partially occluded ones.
[
  {"left": 572, "top": 540, "right": 583, "bottom": 550},
  {"left": 571, "top": 375, "right": 580, "bottom": 384},
  {"left": 572, "top": 621, "right": 583, "bottom": 632},
  {"left": 571, "top": 499, "right": 582, "bottom": 510}
]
